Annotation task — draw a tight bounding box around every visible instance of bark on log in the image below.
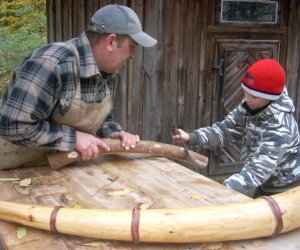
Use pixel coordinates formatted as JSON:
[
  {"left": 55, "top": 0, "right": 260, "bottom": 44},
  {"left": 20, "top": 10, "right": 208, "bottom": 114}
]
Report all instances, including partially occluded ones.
[
  {"left": 47, "top": 139, "right": 208, "bottom": 170},
  {"left": 0, "top": 187, "right": 299, "bottom": 243}
]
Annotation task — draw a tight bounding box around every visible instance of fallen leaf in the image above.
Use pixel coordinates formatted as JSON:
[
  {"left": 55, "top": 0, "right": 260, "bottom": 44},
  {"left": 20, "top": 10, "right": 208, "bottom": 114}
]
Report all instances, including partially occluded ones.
[
  {"left": 252, "top": 239, "right": 265, "bottom": 247},
  {"left": 0, "top": 178, "right": 20, "bottom": 182},
  {"left": 19, "top": 178, "right": 32, "bottom": 187},
  {"left": 82, "top": 241, "right": 109, "bottom": 247},
  {"left": 106, "top": 188, "right": 133, "bottom": 196},
  {"left": 65, "top": 194, "right": 74, "bottom": 201},
  {"left": 187, "top": 194, "right": 203, "bottom": 200},
  {"left": 74, "top": 203, "right": 82, "bottom": 209},
  {"left": 15, "top": 185, "right": 30, "bottom": 195},
  {"left": 140, "top": 203, "right": 151, "bottom": 209},
  {"left": 16, "top": 227, "right": 27, "bottom": 239},
  {"left": 204, "top": 242, "right": 223, "bottom": 250},
  {"left": 30, "top": 177, "right": 43, "bottom": 184}
]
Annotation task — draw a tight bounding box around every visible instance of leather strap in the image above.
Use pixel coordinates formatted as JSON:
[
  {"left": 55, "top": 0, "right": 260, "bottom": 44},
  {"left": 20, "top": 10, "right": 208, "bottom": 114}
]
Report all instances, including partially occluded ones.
[
  {"left": 50, "top": 206, "right": 63, "bottom": 233},
  {"left": 131, "top": 203, "right": 141, "bottom": 243},
  {"left": 261, "top": 196, "right": 283, "bottom": 236}
]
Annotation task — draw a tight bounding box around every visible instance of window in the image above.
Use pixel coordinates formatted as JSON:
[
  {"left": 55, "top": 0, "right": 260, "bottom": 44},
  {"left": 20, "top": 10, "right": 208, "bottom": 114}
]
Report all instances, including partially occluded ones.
[{"left": 220, "top": 0, "right": 279, "bottom": 24}]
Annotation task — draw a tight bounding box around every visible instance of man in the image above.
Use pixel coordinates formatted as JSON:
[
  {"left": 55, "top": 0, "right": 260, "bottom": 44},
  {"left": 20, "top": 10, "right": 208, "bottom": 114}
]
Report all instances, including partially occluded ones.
[{"left": 0, "top": 4, "right": 157, "bottom": 169}]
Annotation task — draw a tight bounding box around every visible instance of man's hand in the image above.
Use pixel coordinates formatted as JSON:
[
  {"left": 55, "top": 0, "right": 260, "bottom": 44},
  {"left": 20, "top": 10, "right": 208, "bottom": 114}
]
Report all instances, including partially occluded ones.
[
  {"left": 75, "top": 131, "right": 110, "bottom": 161},
  {"left": 171, "top": 128, "right": 190, "bottom": 144},
  {"left": 110, "top": 131, "right": 140, "bottom": 150}
]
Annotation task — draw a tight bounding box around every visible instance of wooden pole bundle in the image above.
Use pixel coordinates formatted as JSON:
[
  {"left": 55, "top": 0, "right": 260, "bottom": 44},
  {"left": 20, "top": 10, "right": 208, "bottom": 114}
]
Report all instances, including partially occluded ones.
[
  {"left": 47, "top": 139, "right": 208, "bottom": 170},
  {"left": 0, "top": 186, "right": 299, "bottom": 243}
]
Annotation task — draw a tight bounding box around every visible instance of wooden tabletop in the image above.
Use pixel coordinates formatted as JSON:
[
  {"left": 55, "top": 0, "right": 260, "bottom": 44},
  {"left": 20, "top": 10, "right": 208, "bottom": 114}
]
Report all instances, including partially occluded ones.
[{"left": 0, "top": 153, "right": 299, "bottom": 249}]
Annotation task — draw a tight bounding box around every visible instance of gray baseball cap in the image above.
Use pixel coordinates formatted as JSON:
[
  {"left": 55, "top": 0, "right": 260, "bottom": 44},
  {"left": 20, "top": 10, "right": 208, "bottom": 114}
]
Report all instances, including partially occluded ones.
[{"left": 89, "top": 4, "right": 157, "bottom": 47}]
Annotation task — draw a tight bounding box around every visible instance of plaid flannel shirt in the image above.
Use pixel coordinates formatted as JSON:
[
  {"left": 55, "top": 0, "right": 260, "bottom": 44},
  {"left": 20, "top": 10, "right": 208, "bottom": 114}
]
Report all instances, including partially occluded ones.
[{"left": 0, "top": 32, "right": 122, "bottom": 151}]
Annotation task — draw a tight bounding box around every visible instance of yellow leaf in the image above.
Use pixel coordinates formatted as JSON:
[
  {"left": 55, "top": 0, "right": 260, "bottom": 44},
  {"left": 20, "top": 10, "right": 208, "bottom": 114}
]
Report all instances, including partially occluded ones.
[
  {"left": 74, "top": 203, "right": 81, "bottom": 209},
  {"left": 15, "top": 185, "right": 30, "bottom": 195},
  {"left": 30, "top": 177, "right": 43, "bottom": 184},
  {"left": 106, "top": 188, "right": 133, "bottom": 196},
  {"left": 204, "top": 242, "right": 223, "bottom": 250},
  {"left": 252, "top": 240, "right": 265, "bottom": 247},
  {"left": 16, "top": 227, "right": 27, "bottom": 239},
  {"left": 83, "top": 241, "right": 109, "bottom": 247},
  {"left": 65, "top": 194, "right": 74, "bottom": 201},
  {"left": 187, "top": 194, "right": 203, "bottom": 200},
  {"left": 140, "top": 203, "right": 151, "bottom": 209},
  {"left": 19, "top": 178, "right": 31, "bottom": 187}
]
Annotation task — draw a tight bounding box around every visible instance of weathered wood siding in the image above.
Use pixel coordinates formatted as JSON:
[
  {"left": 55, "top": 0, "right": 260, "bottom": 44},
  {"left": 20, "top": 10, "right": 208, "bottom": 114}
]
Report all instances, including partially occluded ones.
[{"left": 47, "top": 0, "right": 300, "bottom": 175}]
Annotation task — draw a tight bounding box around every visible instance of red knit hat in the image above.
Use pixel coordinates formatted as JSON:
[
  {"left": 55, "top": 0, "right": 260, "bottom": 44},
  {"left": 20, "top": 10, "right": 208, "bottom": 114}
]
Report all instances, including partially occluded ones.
[{"left": 241, "top": 59, "right": 286, "bottom": 100}]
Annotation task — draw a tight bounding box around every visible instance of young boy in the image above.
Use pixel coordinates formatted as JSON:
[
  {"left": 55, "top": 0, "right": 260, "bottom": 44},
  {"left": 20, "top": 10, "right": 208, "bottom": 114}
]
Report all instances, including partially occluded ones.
[{"left": 172, "top": 59, "right": 300, "bottom": 198}]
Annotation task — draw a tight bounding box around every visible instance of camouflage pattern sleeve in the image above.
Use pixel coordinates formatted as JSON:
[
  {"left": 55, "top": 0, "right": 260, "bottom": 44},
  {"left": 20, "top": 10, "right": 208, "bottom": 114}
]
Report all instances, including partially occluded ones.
[{"left": 193, "top": 104, "right": 247, "bottom": 148}]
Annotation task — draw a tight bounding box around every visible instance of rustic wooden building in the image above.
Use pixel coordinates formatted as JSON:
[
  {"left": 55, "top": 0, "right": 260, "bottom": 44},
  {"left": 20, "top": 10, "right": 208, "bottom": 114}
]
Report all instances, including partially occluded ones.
[{"left": 46, "top": 0, "right": 300, "bottom": 177}]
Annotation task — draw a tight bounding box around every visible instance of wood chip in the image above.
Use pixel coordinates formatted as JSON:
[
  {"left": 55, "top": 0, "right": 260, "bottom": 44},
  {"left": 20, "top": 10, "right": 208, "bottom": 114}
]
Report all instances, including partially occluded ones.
[
  {"left": 204, "top": 242, "right": 223, "bottom": 249},
  {"left": 187, "top": 194, "right": 203, "bottom": 200},
  {"left": 15, "top": 185, "right": 30, "bottom": 195},
  {"left": 19, "top": 178, "right": 32, "bottom": 187},
  {"left": 16, "top": 227, "right": 27, "bottom": 239},
  {"left": 106, "top": 188, "right": 133, "bottom": 196},
  {"left": 82, "top": 241, "right": 109, "bottom": 247}
]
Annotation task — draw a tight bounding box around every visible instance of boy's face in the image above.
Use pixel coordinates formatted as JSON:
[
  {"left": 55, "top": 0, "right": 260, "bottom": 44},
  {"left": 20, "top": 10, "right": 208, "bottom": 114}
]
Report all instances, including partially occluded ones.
[{"left": 243, "top": 90, "right": 271, "bottom": 110}]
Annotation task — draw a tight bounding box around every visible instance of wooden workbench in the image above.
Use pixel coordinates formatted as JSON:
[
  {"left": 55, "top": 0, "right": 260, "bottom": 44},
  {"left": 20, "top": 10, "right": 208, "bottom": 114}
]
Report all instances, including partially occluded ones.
[{"left": 0, "top": 153, "right": 299, "bottom": 249}]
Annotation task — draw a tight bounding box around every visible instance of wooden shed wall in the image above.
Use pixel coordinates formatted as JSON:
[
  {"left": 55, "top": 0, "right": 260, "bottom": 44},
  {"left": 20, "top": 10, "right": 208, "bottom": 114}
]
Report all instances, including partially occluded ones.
[{"left": 46, "top": 0, "right": 300, "bottom": 175}]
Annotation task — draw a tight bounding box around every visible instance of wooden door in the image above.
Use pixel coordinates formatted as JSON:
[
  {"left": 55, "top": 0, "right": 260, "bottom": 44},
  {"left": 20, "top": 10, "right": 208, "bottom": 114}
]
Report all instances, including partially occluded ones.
[
  {"left": 206, "top": 0, "right": 288, "bottom": 175},
  {"left": 209, "top": 39, "right": 281, "bottom": 175}
]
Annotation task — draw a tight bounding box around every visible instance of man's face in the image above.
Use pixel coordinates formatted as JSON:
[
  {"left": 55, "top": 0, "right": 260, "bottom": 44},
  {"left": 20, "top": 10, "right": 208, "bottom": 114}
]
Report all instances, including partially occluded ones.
[
  {"left": 243, "top": 90, "right": 271, "bottom": 110},
  {"left": 110, "top": 36, "right": 137, "bottom": 73},
  {"left": 94, "top": 35, "right": 137, "bottom": 74}
]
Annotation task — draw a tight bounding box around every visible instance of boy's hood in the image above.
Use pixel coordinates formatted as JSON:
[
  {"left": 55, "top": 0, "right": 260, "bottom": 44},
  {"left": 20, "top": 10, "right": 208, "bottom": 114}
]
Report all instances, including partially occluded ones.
[{"left": 267, "top": 87, "right": 295, "bottom": 114}]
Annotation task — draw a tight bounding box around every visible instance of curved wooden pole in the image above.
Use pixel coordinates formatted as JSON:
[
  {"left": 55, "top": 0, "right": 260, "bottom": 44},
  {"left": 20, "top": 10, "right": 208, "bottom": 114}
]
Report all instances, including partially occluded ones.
[
  {"left": 0, "top": 187, "right": 300, "bottom": 243},
  {"left": 47, "top": 139, "right": 208, "bottom": 170}
]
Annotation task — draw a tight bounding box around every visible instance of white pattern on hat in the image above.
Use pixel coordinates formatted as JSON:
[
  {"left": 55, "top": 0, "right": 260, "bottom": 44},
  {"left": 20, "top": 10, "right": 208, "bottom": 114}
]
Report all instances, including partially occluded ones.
[{"left": 241, "top": 83, "right": 281, "bottom": 100}]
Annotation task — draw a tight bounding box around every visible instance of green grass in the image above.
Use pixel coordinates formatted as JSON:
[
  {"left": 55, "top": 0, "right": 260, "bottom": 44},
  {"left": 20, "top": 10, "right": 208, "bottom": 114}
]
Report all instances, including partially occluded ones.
[{"left": 0, "top": 27, "right": 47, "bottom": 96}]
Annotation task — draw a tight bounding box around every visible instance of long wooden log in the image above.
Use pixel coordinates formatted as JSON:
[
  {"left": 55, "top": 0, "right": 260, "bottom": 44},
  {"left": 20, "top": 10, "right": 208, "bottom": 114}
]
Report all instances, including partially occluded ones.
[
  {"left": 47, "top": 139, "right": 208, "bottom": 170},
  {"left": 0, "top": 187, "right": 300, "bottom": 243}
]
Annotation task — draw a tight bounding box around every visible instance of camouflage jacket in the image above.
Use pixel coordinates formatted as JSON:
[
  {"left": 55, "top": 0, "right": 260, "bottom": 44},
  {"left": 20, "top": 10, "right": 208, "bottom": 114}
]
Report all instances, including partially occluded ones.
[{"left": 191, "top": 88, "right": 300, "bottom": 197}]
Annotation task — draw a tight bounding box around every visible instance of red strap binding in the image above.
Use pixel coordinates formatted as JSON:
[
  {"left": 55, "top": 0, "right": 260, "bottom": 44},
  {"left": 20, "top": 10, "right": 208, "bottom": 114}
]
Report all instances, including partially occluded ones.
[
  {"left": 261, "top": 196, "right": 283, "bottom": 236},
  {"left": 131, "top": 203, "right": 141, "bottom": 243},
  {"left": 50, "top": 206, "right": 63, "bottom": 233}
]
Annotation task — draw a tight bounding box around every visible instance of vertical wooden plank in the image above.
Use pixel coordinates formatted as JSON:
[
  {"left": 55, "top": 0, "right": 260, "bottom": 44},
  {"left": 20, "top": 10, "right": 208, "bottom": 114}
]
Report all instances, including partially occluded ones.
[
  {"left": 73, "top": 0, "right": 86, "bottom": 36},
  {"left": 139, "top": 0, "right": 163, "bottom": 140},
  {"left": 286, "top": 0, "right": 300, "bottom": 122},
  {"left": 126, "top": 0, "right": 142, "bottom": 134},
  {"left": 175, "top": 0, "right": 186, "bottom": 133},
  {"left": 180, "top": 0, "right": 202, "bottom": 132},
  {"left": 112, "top": 0, "right": 130, "bottom": 132},
  {"left": 197, "top": 0, "right": 210, "bottom": 129},
  {"left": 54, "top": 0, "right": 62, "bottom": 41},
  {"left": 85, "top": 0, "right": 100, "bottom": 28},
  {"left": 61, "top": 0, "right": 73, "bottom": 40},
  {"left": 159, "top": 0, "right": 182, "bottom": 143},
  {"left": 46, "top": 0, "right": 54, "bottom": 43}
]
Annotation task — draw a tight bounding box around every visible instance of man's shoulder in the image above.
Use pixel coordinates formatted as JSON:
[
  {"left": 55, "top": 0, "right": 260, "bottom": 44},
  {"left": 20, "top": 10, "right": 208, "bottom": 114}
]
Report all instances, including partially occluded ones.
[{"left": 29, "top": 42, "right": 78, "bottom": 65}]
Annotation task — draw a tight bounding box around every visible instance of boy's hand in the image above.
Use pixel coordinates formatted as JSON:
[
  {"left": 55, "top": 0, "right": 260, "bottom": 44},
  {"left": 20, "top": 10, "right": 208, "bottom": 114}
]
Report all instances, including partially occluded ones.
[{"left": 172, "top": 128, "right": 190, "bottom": 144}]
